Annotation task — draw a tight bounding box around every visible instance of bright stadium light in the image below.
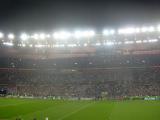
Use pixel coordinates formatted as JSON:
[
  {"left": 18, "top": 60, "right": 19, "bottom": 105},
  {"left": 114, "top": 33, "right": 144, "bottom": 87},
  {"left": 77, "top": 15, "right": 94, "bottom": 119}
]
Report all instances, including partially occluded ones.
[
  {"left": 89, "top": 30, "right": 95, "bottom": 36},
  {"left": 0, "top": 32, "right": 4, "bottom": 38},
  {"left": 84, "top": 43, "right": 88, "bottom": 46},
  {"left": 39, "top": 33, "right": 45, "bottom": 39},
  {"left": 103, "top": 30, "right": 110, "bottom": 35},
  {"left": 60, "top": 31, "right": 71, "bottom": 39},
  {"left": 53, "top": 32, "right": 59, "bottom": 39},
  {"left": 54, "top": 44, "right": 65, "bottom": 48},
  {"left": 74, "top": 31, "right": 83, "bottom": 38},
  {"left": 46, "top": 34, "right": 51, "bottom": 38},
  {"left": 140, "top": 26, "right": 155, "bottom": 32},
  {"left": 8, "top": 33, "right": 15, "bottom": 40},
  {"left": 67, "top": 44, "right": 77, "bottom": 47},
  {"left": 118, "top": 29, "right": 123, "bottom": 34},
  {"left": 32, "top": 34, "right": 39, "bottom": 40},
  {"left": 141, "top": 27, "right": 148, "bottom": 32},
  {"left": 95, "top": 42, "right": 101, "bottom": 46},
  {"left": 126, "top": 28, "right": 136, "bottom": 34},
  {"left": 53, "top": 31, "right": 71, "bottom": 39},
  {"left": 35, "top": 44, "right": 46, "bottom": 48},
  {"left": 83, "top": 31, "right": 89, "bottom": 37},
  {"left": 148, "top": 39, "right": 158, "bottom": 43},
  {"left": 136, "top": 40, "right": 142, "bottom": 43},
  {"left": 118, "top": 28, "right": 137, "bottom": 34},
  {"left": 135, "top": 28, "right": 140, "bottom": 33},
  {"left": 124, "top": 41, "right": 134, "bottom": 44},
  {"left": 148, "top": 26, "right": 155, "bottom": 32},
  {"left": 83, "top": 30, "right": 95, "bottom": 37},
  {"left": 20, "top": 33, "right": 29, "bottom": 41},
  {"left": 143, "top": 40, "right": 148, "bottom": 43},
  {"left": 110, "top": 30, "right": 115, "bottom": 34},
  {"left": 103, "top": 29, "right": 115, "bottom": 36},
  {"left": 157, "top": 25, "right": 160, "bottom": 31},
  {"left": 105, "top": 41, "right": 114, "bottom": 46},
  {"left": 74, "top": 30, "right": 95, "bottom": 38}
]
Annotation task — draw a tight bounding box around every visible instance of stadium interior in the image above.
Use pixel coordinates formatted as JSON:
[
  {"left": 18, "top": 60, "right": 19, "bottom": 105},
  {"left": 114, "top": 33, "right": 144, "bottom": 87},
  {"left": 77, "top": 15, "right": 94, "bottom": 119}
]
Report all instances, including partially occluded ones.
[{"left": 0, "top": 26, "right": 160, "bottom": 99}]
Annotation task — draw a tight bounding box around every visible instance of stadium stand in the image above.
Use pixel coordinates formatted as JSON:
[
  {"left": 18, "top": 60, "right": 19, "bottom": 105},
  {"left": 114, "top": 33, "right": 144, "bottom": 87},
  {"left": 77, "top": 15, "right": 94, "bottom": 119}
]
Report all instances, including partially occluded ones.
[{"left": 0, "top": 27, "right": 160, "bottom": 99}]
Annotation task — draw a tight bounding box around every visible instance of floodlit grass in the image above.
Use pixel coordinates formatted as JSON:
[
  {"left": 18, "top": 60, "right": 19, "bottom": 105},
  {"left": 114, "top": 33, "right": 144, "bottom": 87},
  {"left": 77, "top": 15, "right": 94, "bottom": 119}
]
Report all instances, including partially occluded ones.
[{"left": 0, "top": 98, "right": 160, "bottom": 120}]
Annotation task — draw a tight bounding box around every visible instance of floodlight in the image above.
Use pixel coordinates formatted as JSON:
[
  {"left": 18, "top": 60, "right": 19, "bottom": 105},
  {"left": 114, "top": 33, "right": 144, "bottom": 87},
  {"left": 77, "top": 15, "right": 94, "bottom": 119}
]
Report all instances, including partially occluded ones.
[
  {"left": 110, "top": 30, "right": 115, "bottom": 34},
  {"left": 53, "top": 32, "right": 59, "bottom": 39},
  {"left": 74, "top": 30, "right": 95, "bottom": 38},
  {"left": 124, "top": 41, "right": 134, "bottom": 44},
  {"left": 53, "top": 31, "right": 71, "bottom": 39},
  {"left": 103, "top": 30, "right": 115, "bottom": 35},
  {"left": 118, "top": 29, "right": 124, "bottom": 34},
  {"left": 54, "top": 44, "right": 65, "bottom": 47},
  {"left": 88, "top": 30, "right": 95, "bottom": 36},
  {"left": 157, "top": 25, "right": 160, "bottom": 31},
  {"left": 95, "top": 43, "right": 101, "bottom": 46},
  {"left": 60, "top": 31, "right": 71, "bottom": 38},
  {"left": 126, "top": 28, "right": 136, "bottom": 34},
  {"left": 67, "top": 44, "right": 77, "bottom": 47},
  {"left": 148, "top": 26, "right": 155, "bottom": 32},
  {"left": 32, "top": 34, "right": 39, "bottom": 40},
  {"left": 103, "top": 30, "right": 110, "bottom": 35},
  {"left": 84, "top": 43, "right": 88, "bottom": 46},
  {"left": 118, "top": 28, "right": 136, "bottom": 34},
  {"left": 105, "top": 41, "right": 114, "bottom": 46},
  {"left": 141, "top": 27, "right": 148, "bottom": 32},
  {"left": 148, "top": 39, "right": 158, "bottom": 42},
  {"left": 20, "top": 33, "right": 29, "bottom": 41},
  {"left": 136, "top": 40, "right": 142, "bottom": 43},
  {"left": 0, "top": 32, "right": 4, "bottom": 38},
  {"left": 39, "top": 33, "right": 45, "bottom": 39},
  {"left": 135, "top": 28, "right": 140, "bottom": 33},
  {"left": 8, "top": 33, "right": 15, "bottom": 40},
  {"left": 46, "top": 34, "right": 51, "bottom": 38},
  {"left": 143, "top": 40, "right": 148, "bottom": 43},
  {"left": 83, "top": 31, "right": 90, "bottom": 37},
  {"left": 74, "top": 31, "right": 83, "bottom": 38},
  {"left": 83, "top": 30, "right": 95, "bottom": 37},
  {"left": 35, "top": 44, "right": 45, "bottom": 48}
]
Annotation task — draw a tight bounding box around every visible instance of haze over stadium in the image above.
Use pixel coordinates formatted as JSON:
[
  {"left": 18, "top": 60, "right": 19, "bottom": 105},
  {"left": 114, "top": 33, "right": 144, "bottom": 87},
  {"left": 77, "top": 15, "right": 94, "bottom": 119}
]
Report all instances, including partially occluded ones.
[{"left": 0, "top": 0, "right": 160, "bottom": 120}]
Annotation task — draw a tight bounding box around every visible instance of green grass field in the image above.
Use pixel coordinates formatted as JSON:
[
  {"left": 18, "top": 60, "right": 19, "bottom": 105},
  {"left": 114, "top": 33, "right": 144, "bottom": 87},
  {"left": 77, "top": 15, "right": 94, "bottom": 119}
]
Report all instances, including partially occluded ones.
[{"left": 0, "top": 98, "right": 160, "bottom": 120}]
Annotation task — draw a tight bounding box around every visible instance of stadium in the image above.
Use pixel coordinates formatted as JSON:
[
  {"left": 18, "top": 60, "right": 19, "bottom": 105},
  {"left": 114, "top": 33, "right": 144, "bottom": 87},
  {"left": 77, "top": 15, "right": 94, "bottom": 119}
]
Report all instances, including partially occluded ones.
[{"left": 0, "top": 25, "right": 160, "bottom": 120}]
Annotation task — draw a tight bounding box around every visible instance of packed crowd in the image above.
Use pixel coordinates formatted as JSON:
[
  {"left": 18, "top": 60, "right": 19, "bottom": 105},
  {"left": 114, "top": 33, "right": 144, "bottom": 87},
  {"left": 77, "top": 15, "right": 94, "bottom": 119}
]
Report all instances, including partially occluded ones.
[
  {"left": 0, "top": 54, "right": 159, "bottom": 69},
  {"left": 0, "top": 53, "right": 159, "bottom": 99},
  {"left": 0, "top": 67, "right": 159, "bottom": 99}
]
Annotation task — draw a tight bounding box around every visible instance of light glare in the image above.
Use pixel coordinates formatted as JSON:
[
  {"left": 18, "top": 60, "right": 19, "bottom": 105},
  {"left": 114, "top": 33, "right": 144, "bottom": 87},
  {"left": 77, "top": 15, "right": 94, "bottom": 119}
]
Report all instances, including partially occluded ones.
[
  {"left": 20, "top": 33, "right": 29, "bottom": 41},
  {"left": 53, "top": 31, "right": 71, "bottom": 39},
  {"left": 103, "top": 30, "right": 115, "bottom": 35},
  {"left": 0, "top": 32, "right": 4, "bottom": 38},
  {"left": 8, "top": 33, "right": 15, "bottom": 39},
  {"left": 32, "top": 34, "right": 39, "bottom": 39},
  {"left": 39, "top": 33, "right": 45, "bottom": 39}
]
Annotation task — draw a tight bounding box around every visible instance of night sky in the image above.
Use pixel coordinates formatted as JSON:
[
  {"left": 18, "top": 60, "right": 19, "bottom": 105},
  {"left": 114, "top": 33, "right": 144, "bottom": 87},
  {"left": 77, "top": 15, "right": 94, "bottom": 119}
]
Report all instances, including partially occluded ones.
[{"left": 0, "top": 0, "right": 160, "bottom": 32}]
